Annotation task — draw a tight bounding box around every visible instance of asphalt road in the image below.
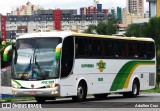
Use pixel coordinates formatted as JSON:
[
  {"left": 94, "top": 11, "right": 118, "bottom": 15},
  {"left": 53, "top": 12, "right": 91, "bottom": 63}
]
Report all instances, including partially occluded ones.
[{"left": 1, "top": 93, "right": 160, "bottom": 111}]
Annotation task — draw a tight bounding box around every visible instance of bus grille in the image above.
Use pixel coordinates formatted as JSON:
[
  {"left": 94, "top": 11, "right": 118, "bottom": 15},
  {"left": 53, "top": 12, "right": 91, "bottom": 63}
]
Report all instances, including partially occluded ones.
[{"left": 21, "top": 86, "right": 46, "bottom": 89}]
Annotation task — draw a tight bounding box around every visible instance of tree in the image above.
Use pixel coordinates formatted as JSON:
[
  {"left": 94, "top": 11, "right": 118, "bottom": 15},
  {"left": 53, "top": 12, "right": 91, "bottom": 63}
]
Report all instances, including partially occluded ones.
[
  {"left": 84, "top": 24, "right": 96, "bottom": 34},
  {"left": 125, "top": 24, "right": 141, "bottom": 37},
  {"left": 84, "top": 18, "right": 119, "bottom": 35},
  {"left": 96, "top": 21, "right": 108, "bottom": 35},
  {"left": 148, "top": 17, "right": 160, "bottom": 39},
  {"left": 105, "top": 18, "right": 118, "bottom": 35}
]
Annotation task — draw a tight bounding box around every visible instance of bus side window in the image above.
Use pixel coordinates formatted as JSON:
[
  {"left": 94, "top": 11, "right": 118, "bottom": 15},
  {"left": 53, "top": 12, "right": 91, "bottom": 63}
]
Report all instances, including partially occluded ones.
[
  {"left": 137, "top": 42, "right": 146, "bottom": 59},
  {"left": 75, "top": 37, "right": 88, "bottom": 58},
  {"left": 146, "top": 42, "right": 155, "bottom": 59},
  {"left": 90, "top": 38, "right": 101, "bottom": 58},
  {"left": 128, "top": 41, "right": 138, "bottom": 58},
  {"left": 101, "top": 40, "right": 106, "bottom": 57},
  {"left": 105, "top": 39, "right": 114, "bottom": 57}
]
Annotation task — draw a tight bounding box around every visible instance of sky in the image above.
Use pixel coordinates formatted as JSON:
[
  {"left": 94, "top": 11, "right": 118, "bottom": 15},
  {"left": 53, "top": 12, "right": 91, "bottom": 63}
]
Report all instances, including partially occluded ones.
[{"left": 0, "top": 0, "right": 149, "bottom": 15}]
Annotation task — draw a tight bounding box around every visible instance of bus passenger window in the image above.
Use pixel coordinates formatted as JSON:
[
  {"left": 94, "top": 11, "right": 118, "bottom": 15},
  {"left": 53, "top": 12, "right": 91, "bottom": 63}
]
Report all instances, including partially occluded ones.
[
  {"left": 104, "top": 40, "right": 113, "bottom": 57},
  {"left": 128, "top": 41, "right": 137, "bottom": 58},
  {"left": 137, "top": 42, "right": 146, "bottom": 59},
  {"left": 146, "top": 42, "right": 155, "bottom": 59},
  {"left": 75, "top": 38, "right": 88, "bottom": 58}
]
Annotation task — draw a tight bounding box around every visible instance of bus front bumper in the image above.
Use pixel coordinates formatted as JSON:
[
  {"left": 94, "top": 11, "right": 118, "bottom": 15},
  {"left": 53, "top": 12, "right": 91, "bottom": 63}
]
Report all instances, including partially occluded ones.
[{"left": 12, "top": 86, "right": 60, "bottom": 97}]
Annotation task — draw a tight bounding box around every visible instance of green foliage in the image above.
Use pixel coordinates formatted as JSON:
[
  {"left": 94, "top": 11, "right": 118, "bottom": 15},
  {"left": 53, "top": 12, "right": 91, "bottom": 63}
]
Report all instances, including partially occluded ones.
[
  {"left": 157, "top": 73, "right": 160, "bottom": 89},
  {"left": 96, "top": 21, "right": 108, "bottom": 35},
  {"left": 105, "top": 18, "right": 118, "bottom": 35},
  {"left": 0, "top": 38, "right": 2, "bottom": 43},
  {"left": 125, "top": 24, "right": 140, "bottom": 37},
  {"left": 3, "top": 98, "right": 13, "bottom": 102},
  {"left": 125, "top": 17, "right": 160, "bottom": 41},
  {"left": 84, "top": 24, "right": 97, "bottom": 34},
  {"left": 158, "top": 50, "right": 160, "bottom": 60},
  {"left": 125, "top": 23, "right": 150, "bottom": 37},
  {"left": 148, "top": 17, "right": 160, "bottom": 39},
  {"left": 0, "top": 42, "right": 14, "bottom": 50},
  {"left": 0, "top": 97, "right": 35, "bottom": 103},
  {"left": 84, "top": 18, "right": 118, "bottom": 35}
]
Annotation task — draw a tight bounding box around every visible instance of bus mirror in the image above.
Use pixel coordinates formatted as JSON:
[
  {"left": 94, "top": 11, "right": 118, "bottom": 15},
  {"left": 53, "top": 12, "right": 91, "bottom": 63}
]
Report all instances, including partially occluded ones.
[
  {"left": 55, "top": 43, "right": 62, "bottom": 60},
  {"left": 13, "top": 44, "right": 17, "bottom": 64},
  {"left": 3, "top": 45, "right": 13, "bottom": 62}
]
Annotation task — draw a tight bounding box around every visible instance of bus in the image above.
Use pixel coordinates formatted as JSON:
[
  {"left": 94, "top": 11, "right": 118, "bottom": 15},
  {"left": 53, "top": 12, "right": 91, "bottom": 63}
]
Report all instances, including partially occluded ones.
[{"left": 5, "top": 31, "right": 156, "bottom": 103}]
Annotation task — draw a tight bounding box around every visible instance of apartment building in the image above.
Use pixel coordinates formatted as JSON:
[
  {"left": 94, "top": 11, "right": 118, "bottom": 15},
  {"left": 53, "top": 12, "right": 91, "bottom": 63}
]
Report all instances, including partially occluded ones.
[
  {"left": 10, "top": 2, "right": 44, "bottom": 16},
  {"left": 126, "top": 0, "right": 144, "bottom": 17},
  {"left": 0, "top": 9, "right": 110, "bottom": 41}
]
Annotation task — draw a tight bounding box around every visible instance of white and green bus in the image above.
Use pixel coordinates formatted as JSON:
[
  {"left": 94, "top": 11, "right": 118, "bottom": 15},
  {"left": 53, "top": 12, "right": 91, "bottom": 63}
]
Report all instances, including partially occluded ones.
[{"left": 5, "top": 31, "right": 156, "bottom": 102}]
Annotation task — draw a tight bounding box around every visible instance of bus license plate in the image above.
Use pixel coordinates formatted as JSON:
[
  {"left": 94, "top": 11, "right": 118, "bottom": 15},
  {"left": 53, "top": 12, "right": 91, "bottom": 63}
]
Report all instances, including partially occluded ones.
[{"left": 29, "top": 91, "right": 37, "bottom": 94}]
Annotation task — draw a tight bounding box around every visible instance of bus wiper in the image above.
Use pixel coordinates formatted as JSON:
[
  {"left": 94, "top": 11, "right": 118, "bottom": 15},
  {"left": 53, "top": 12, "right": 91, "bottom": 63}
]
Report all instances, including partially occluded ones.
[
  {"left": 28, "top": 56, "right": 32, "bottom": 71},
  {"left": 21, "top": 56, "right": 32, "bottom": 79}
]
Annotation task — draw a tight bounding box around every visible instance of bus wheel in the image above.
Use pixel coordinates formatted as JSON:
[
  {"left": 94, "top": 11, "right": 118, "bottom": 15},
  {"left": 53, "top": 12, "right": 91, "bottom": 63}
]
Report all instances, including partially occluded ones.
[
  {"left": 72, "top": 83, "right": 87, "bottom": 102},
  {"left": 123, "top": 80, "right": 139, "bottom": 98},
  {"left": 94, "top": 94, "right": 108, "bottom": 99},
  {"left": 131, "top": 80, "right": 139, "bottom": 97},
  {"left": 35, "top": 97, "right": 46, "bottom": 103}
]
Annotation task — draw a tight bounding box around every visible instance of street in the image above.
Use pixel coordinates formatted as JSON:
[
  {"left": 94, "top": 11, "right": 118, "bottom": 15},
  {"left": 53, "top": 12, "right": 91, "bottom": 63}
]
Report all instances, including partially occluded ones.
[
  {"left": 1, "top": 93, "right": 160, "bottom": 110},
  {"left": 16, "top": 93, "right": 160, "bottom": 108}
]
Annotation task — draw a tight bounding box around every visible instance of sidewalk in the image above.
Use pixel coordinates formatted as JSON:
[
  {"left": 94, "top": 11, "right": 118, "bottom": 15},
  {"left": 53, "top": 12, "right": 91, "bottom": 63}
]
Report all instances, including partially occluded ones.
[
  {"left": 0, "top": 86, "right": 12, "bottom": 99},
  {"left": 0, "top": 86, "right": 11, "bottom": 94}
]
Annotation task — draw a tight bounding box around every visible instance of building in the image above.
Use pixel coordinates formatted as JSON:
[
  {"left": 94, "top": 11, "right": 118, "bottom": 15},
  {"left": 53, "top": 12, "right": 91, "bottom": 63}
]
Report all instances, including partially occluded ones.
[
  {"left": 132, "top": 18, "right": 149, "bottom": 23},
  {"left": 0, "top": 9, "right": 110, "bottom": 41},
  {"left": 80, "top": 0, "right": 108, "bottom": 15},
  {"left": 110, "top": 7, "right": 122, "bottom": 23},
  {"left": 116, "top": 24, "right": 128, "bottom": 35},
  {"left": 147, "top": 0, "right": 156, "bottom": 17},
  {"left": 0, "top": 14, "right": 6, "bottom": 40},
  {"left": 147, "top": 0, "right": 160, "bottom": 17},
  {"left": 122, "top": 0, "right": 144, "bottom": 24},
  {"left": 144, "top": 11, "right": 150, "bottom": 18},
  {"left": 126, "top": 0, "right": 144, "bottom": 17},
  {"left": 122, "top": 8, "right": 143, "bottom": 25},
  {"left": 10, "top": 2, "right": 44, "bottom": 16}
]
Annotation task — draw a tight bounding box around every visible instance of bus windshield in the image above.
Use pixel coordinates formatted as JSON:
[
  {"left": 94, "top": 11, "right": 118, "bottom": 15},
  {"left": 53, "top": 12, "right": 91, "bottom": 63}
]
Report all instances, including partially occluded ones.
[{"left": 12, "top": 38, "right": 62, "bottom": 80}]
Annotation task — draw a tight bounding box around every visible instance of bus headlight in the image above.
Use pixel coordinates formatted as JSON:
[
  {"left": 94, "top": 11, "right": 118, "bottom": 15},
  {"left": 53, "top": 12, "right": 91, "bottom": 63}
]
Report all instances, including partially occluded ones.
[
  {"left": 46, "top": 84, "right": 59, "bottom": 88},
  {"left": 12, "top": 84, "right": 21, "bottom": 89}
]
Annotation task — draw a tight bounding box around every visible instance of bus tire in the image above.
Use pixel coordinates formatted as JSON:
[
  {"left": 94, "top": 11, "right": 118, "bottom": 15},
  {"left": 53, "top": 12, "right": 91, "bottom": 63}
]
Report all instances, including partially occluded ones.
[
  {"left": 94, "top": 94, "right": 108, "bottom": 99},
  {"left": 123, "top": 80, "right": 139, "bottom": 98},
  {"left": 130, "top": 80, "right": 139, "bottom": 97},
  {"left": 72, "top": 82, "right": 87, "bottom": 102},
  {"left": 35, "top": 97, "right": 46, "bottom": 103}
]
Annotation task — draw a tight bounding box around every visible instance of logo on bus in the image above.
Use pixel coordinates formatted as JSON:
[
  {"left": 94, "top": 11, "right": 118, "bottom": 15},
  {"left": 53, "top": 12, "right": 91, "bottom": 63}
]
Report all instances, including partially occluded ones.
[
  {"left": 96, "top": 60, "right": 106, "bottom": 72},
  {"left": 41, "top": 80, "right": 54, "bottom": 84}
]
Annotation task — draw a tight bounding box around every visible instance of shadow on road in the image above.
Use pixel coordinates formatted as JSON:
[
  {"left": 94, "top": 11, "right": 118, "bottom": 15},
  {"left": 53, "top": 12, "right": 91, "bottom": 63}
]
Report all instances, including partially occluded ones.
[{"left": 16, "top": 94, "right": 147, "bottom": 104}]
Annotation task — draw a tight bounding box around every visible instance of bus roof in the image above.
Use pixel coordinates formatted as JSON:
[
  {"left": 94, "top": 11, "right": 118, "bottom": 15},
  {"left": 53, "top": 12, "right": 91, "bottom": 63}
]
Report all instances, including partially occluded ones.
[
  {"left": 17, "top": 31, "right": 154, "bottom": 42},
  {"left": 17, "top": 31, "right": 75, "bottom": 39}
]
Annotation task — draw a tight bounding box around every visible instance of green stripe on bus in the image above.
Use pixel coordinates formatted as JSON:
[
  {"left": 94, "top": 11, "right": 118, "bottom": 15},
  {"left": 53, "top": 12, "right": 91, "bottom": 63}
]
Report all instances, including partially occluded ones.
[
  {"left": 3, "top": 54, "right": 8, "bottom": 62},
  {"left": 110, "top": 61, "right": 155, "bottom": 91},
  {"left": 12, "top": 80, "right": 22, "bottom": 86}
]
